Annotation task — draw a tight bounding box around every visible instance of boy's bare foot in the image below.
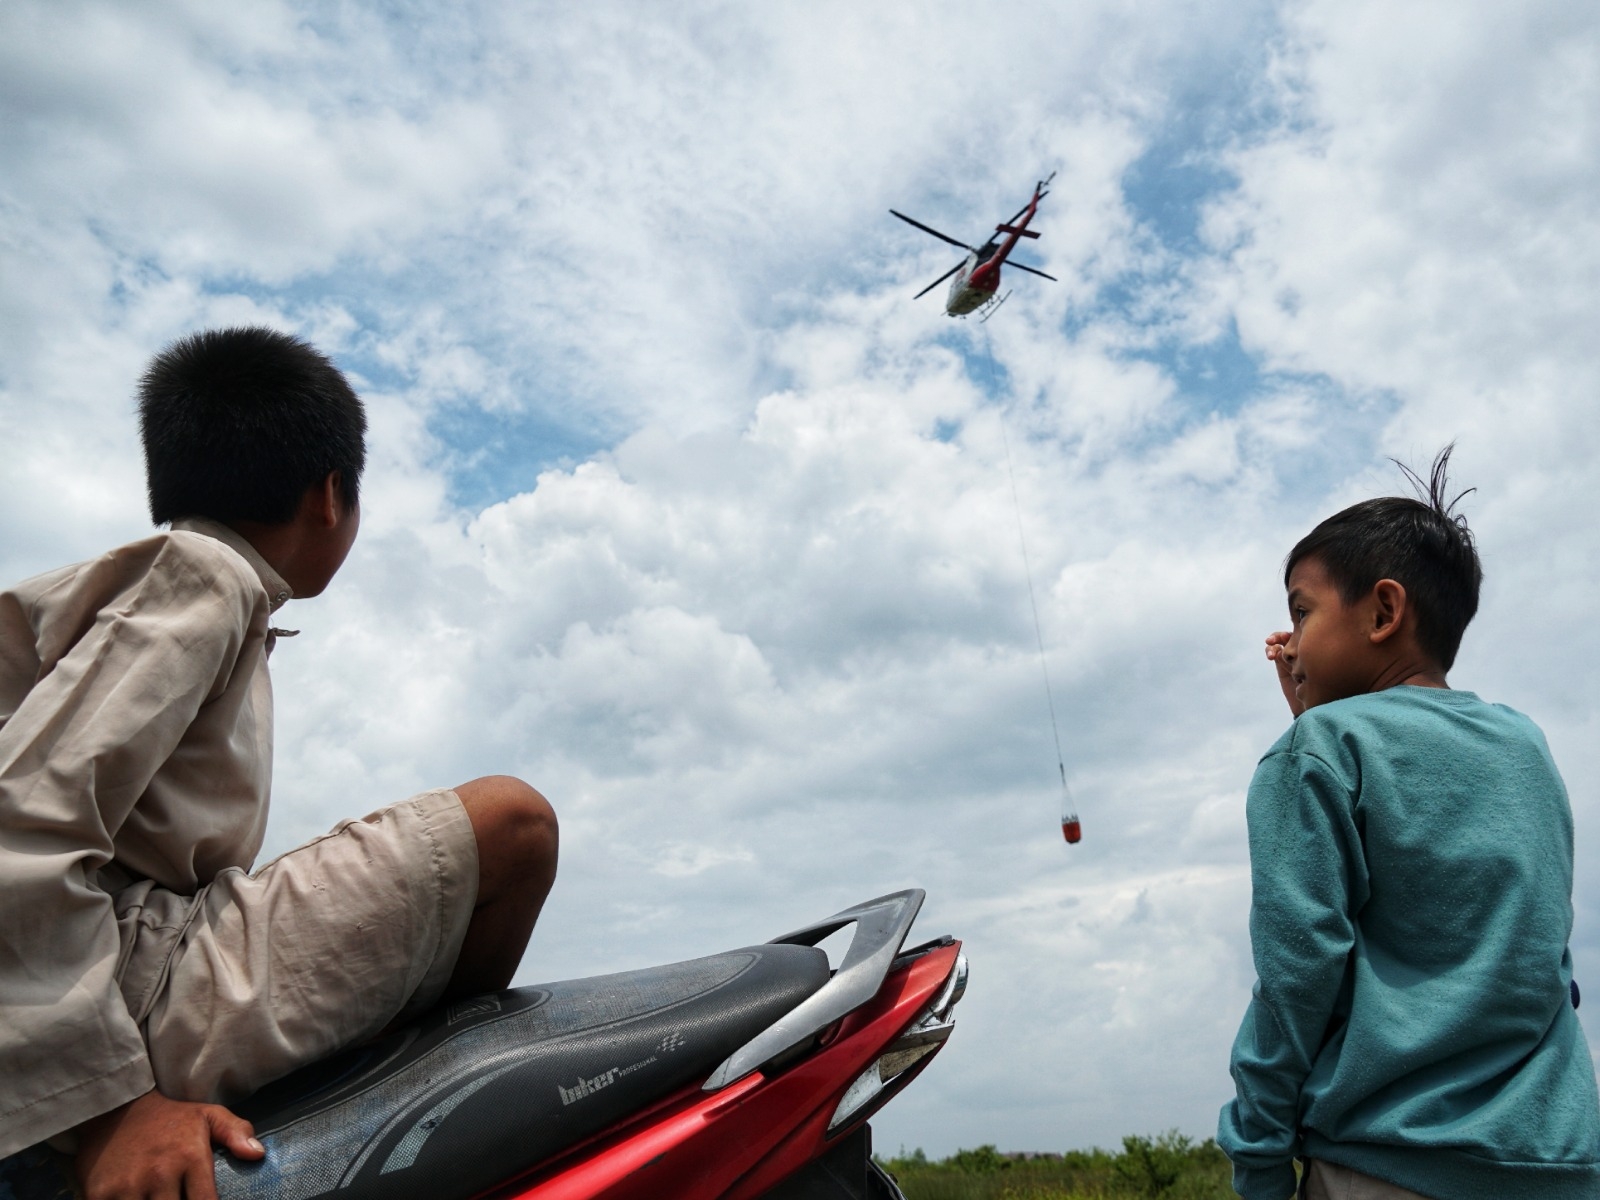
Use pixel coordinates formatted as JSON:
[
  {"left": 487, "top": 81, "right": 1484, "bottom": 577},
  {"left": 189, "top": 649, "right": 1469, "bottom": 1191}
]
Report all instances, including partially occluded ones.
[{"left": 74, "top": 1088, "right": 263, "bottom": 1200}]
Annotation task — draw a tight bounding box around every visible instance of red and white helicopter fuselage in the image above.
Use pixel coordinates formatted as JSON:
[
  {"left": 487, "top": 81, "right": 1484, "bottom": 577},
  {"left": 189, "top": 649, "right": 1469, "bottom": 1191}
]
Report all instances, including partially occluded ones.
[{"left": 944, "top": 249, "right": 997, "bottom": 316}]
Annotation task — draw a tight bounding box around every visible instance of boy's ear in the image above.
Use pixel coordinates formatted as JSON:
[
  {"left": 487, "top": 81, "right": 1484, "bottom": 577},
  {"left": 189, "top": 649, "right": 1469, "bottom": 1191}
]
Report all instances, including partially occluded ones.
[
  {"left": 1368, "top": 578, "right": 1407, "bottom": 643},
  {"left": 303, "top": 471, "right": 346, "bottom": 529}
]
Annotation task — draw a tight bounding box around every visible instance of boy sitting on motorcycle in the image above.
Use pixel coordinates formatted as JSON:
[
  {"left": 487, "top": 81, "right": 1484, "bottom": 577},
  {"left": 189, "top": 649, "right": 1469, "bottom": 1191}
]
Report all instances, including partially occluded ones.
[
  {"left": 0, "top": 327, "right": 560, "bottom": 1200},
  {"left": 1217, "top": 448, "right": 1600, "bottom": 1199}
]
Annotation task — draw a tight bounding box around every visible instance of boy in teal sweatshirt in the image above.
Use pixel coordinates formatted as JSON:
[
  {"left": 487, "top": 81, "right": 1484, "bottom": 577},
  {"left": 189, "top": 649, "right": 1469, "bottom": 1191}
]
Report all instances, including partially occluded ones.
[{"left": 1218, "top": 449, "right": 1600, "bottom": 1200}]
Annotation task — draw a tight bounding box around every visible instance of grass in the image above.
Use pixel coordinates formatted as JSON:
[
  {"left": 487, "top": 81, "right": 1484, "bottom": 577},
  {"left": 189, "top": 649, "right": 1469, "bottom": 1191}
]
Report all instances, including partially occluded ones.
[{"left": 876, "top": 1132, "right": 1239, "bottom": 1200}]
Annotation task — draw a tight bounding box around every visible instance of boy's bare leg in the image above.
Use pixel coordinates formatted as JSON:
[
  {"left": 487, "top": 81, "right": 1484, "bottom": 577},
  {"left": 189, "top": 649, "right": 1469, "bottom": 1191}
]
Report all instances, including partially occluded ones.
[{"left": 445, "top": 775, "right": 559, "bottom": 999}]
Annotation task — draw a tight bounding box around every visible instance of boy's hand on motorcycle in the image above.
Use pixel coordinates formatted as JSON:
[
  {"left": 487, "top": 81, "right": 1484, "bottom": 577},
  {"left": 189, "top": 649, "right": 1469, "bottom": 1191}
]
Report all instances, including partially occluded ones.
[
  {"left": 74, "top": 1088, "right": 264, "bottom": 1200},
  {"left": 1265, "top": 631, "right": 1303, "bottom": 717}
]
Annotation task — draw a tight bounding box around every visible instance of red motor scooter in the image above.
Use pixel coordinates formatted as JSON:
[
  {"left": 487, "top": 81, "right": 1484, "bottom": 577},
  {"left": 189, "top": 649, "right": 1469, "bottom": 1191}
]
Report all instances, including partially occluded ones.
[{"left": 1, "top": 890, "right": 964, "bottom": 1200}]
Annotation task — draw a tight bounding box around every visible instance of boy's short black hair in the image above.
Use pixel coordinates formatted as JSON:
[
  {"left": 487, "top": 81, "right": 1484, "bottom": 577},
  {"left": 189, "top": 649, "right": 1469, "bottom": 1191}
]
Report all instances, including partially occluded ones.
[
  {"left": 138, "top": 327, "right": 366, "bottom": 526},
  {"left": 1286, "top": 445, "right": 1483, "bottom": 671}
]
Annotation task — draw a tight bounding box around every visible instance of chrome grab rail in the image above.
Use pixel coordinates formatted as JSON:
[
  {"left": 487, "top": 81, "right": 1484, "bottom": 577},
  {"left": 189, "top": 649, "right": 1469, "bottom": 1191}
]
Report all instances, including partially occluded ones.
[{"left": 701, "top": 889, "right": 925, "bottom": 1091}]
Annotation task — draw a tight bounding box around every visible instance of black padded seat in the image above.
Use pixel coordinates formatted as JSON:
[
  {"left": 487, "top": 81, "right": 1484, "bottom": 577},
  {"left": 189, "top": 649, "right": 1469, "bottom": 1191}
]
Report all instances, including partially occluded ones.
[{"left": 212, "top": 943, "right": 829, "bottom": 1200}]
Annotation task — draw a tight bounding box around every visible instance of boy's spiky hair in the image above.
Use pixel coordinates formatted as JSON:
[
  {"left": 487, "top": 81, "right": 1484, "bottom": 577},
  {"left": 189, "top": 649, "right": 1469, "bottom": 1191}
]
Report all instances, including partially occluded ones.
[
  {"left": 1285, "top": 445, "right": 1483, "bottom": 670},
  {"left": 138, "top": 327, "right": 366, "bottom": 526}
]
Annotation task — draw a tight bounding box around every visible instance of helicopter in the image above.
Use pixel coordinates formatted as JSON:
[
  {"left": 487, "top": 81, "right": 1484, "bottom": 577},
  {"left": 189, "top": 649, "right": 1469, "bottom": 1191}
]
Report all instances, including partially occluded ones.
[{"left": 891, "top": 173, "right": 1058, "bottom": 317}]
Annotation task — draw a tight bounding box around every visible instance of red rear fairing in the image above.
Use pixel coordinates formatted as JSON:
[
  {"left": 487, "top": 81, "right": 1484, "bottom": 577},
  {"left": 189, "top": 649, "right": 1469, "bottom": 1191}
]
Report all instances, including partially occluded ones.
[{"left": 481, "top": 942, "right": 962, "bottom": 1200}]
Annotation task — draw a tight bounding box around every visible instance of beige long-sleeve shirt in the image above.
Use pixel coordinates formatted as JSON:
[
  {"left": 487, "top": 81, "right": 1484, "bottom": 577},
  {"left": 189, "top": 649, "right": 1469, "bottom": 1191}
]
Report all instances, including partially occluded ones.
[{"left": 0, "top": 518, "right": 290, "bottom": 1156}]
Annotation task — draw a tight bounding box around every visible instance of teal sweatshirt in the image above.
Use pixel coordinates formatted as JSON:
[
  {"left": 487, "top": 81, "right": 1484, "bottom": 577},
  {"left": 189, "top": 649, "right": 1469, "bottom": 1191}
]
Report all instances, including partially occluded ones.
[{"left": 1218, "top": 687, "right": 1600, "bottom": 1200}]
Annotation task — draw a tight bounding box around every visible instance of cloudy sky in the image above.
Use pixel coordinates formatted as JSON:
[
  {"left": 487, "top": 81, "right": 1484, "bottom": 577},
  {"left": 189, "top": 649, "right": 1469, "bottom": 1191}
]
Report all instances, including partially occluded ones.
[{"left": 3, "top": 0, "right": 1598, "bottom": 1161}]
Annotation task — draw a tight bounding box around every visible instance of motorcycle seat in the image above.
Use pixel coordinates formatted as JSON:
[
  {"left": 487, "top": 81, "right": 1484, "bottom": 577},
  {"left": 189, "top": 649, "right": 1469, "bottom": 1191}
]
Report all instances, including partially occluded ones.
[{"left": 212, "top": 942, "right": 831, "bottom": 1200}]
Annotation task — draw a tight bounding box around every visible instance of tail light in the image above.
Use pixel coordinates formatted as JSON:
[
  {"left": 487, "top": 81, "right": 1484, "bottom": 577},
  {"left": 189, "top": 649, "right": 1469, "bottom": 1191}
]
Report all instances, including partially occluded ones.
[{"left": 828, "top": 953, "right": 967, "bottom": 1132}]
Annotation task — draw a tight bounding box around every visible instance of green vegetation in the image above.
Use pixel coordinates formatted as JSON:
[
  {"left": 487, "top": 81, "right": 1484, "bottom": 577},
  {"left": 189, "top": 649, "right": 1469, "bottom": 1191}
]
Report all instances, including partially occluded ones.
[{"left": 877, "top": 1132, "right": 1239, "bottom": 1200}]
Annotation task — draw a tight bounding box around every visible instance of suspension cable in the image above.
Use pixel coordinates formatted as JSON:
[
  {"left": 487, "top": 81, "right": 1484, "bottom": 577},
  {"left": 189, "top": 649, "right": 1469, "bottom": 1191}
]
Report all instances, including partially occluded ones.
[{"left": 982, "top": 326, "right": 1075, "bottom": 820}]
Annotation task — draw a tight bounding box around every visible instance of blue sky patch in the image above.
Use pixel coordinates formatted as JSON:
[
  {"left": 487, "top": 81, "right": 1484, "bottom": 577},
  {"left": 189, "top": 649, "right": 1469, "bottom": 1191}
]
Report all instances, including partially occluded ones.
[
  {"left": 1139, "top": 318, "right": 1263, "bottom": 416},
  {"left": 427, "top": 402, "right": 605, "bottom": 512}
]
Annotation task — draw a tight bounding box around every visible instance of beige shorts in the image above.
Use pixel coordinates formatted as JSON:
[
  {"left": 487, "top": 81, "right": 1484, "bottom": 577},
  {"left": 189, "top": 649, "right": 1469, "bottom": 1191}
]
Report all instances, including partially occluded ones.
[
  {"left": 108, "top": 788, "right": 478, "bottom": 1106},
  {"left": 1302, "top": 1159, "right": 1436, "bottom": 1200}
]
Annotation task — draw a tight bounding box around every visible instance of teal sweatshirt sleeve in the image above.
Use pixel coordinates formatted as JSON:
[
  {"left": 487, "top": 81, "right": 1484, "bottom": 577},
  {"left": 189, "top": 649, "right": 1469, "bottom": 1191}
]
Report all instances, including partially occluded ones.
[{"left": 1219, "top": 743, "right": 1369, "bottom": 1200}]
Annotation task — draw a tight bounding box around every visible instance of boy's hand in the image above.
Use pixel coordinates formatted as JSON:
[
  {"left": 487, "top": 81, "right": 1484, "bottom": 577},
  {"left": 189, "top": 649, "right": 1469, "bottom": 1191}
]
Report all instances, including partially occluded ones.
[
  {"left": 1265, "top": 631, "right": 1304, "bottom": 717},
  {"left": 73, "top": 1088, "right": 264, "bottom": 1200}
]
